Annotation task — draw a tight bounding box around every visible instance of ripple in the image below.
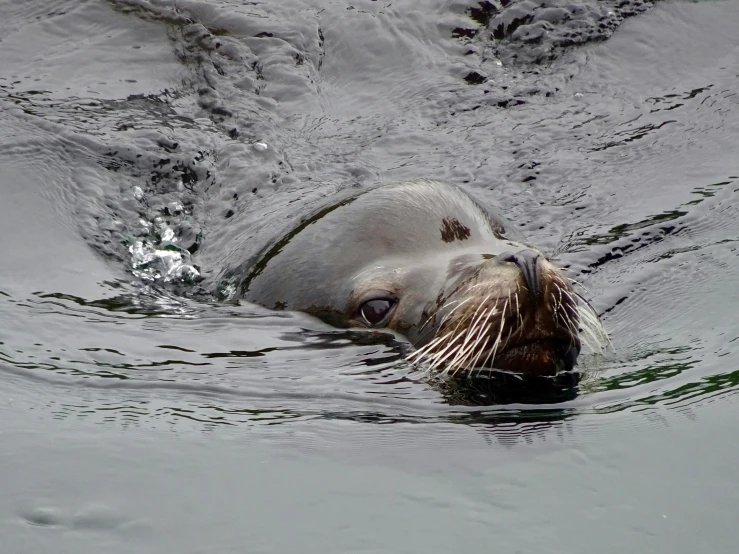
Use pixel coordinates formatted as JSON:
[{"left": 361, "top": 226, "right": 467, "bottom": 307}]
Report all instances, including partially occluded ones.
[{"left": 1, "top": 0, "right": 738, "bottom": 446}]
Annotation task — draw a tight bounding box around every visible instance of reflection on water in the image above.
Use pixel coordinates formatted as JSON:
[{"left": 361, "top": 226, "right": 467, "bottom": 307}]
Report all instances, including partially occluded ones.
[{"left": 1, "top": 273, "right": 737, "bottom": 439}]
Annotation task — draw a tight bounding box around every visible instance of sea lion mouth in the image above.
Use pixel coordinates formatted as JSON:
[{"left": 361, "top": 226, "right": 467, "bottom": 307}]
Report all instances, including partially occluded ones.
[
  {"left": 443, "top": 337, "right": 583, "bottom": 405},
  {"left": 490, "top": 338, "right": 581, "bottom": 376},
  {"left": 437, "top": 335, "right": 584, "bottom": 406}
]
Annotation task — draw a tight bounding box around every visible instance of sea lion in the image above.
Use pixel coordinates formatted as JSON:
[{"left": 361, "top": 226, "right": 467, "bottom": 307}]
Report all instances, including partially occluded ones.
[{"left": 239, "top": 179, "right": 606, "bottom": 381}]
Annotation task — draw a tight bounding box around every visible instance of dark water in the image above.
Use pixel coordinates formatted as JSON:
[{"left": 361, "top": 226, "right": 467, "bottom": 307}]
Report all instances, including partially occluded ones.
[{"left": 2, "top": 0, "right": 739, "bottom": 551}]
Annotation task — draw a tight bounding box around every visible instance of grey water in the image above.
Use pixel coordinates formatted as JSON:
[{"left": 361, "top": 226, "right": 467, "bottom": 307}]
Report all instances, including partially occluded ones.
[{"left": 1, "top": 0, "right": 738, "bottom": 552}]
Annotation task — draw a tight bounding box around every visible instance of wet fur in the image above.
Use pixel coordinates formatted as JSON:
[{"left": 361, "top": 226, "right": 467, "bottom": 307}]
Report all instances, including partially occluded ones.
[{"left": 240, "top": 179, "right": 609, "bottom": 382}]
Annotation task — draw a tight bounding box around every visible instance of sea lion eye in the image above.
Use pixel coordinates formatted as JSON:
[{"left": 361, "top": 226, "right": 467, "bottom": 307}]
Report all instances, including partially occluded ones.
[{"left": 359, "top": 298, "right": 395, "bottom": 326}]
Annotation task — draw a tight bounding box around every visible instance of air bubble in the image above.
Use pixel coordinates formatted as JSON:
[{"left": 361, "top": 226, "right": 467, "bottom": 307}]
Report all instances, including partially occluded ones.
[{"left": 160, "top": 227, "right": 175, "bottom": 242}]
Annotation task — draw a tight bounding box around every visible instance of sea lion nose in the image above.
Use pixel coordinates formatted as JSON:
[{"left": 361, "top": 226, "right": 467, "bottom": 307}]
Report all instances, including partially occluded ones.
[{"left": 497, "top": 249, "right": 542, "bottom": 303}]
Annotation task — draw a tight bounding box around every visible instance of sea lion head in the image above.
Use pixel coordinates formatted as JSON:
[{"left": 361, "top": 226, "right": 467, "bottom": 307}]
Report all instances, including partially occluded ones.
[{"left": 241, "top": 179, "right": 607, "bottom": 381}]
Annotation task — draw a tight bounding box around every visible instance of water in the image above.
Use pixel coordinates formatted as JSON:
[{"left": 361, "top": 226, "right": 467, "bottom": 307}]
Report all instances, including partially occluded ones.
[{"left": 1, "top": 0, "right": 738, "bottom": 551}]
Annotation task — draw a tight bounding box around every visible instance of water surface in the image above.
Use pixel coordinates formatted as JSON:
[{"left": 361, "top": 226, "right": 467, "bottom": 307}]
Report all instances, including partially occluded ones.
[{"left": 1, "top": 0, "right": 738, "bottom": 551}]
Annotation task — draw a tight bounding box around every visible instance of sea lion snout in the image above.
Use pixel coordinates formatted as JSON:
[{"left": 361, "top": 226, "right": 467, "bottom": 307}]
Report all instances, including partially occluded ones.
[
  {"left": 497, "top": 249, "right": 543, "bottom": 304},
  {"left": 410, "top": 251, "right": 584, "bottom": 376}
]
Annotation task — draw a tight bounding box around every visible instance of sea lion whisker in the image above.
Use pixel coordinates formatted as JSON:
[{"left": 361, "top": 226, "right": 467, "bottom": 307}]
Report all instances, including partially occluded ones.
[
  {"left": 446, "top": 333, "right": 473, "bottom": 377},
  {"left": 583, "top": 308, "right": 611, "bottom": 347},
  {"left": 482, "top": 297, "right": 509, "bottom": 377},
  {"left": 458, "top": 307, "right": 492, "bottom": 377},
  {"left": 407, "top": 331, "right": 452, "bottom": 363},
  {"left": 556, "top": 298, "right": 580, "bottom": 351},
  {"left": 459, "top": 321, "right": 483, "bottom": 371},
  {"left": 415, "top": 324, "right": 444, "bottom": 349},
  {"left": 514, "top": 291, "right": 522, "bottom": 330},
  {"left": 414, "top": 316, "right": 441, "bottom": 344},
  {"left": 571, "top": 290, "right": 611, "bottom": 341},
  {"left": 464, "top": 326, "right": 485, "bottom": 377},
  {"left": 412, "top": 296, "right": 474, "bottom": 355},
  {"left": 351, "top": 266, "right": 394, "bottom": 281},
  {"left": 558, "top": 286, "right": 583, "bottom": 350},
  {"left": 561, "top": 313, "right": 579, "bottom": 341},
  {"left": 451, "top": 294, "right": 493, "bottom": 371},
  {"left": 452, "top": 295, "right": 491, "bottom": 358},
  {"left": 556, "top": 284, "right": 565, "bottom": 314},
  {"left": 468, "top": 337, "right": 487, "bottom": 378},
  {"left": 577, "top": 308, "right": 610, "bottom": 352},
  {"left": 559, "top": 286, "right": 590, "bottom": 324},
  {"left": 473, "top": 295, "right": 496, "bottom": 348},
  {"left": 424, "top": 328, "right": 469, "bottom": 374},
  {"left": 416, "top": 315, "right": 435, "bottom": 335},
  {"left": 437, "top": 304, "right": 479, "bottom": 360},
  {"left": 552, "top": 285, "right": 574, "bottom": 341},
  {"left": 470, "top": 304, "right": 499, "bottom": 372},
  {"left": 502, "top": 291, "right": 516, "bottom": 352},
  {"left": 441, "top": 348, "right": 465, "bottom": 376},
  {"left": 559, "top": 287, "right": 608, "bottom": 352},
  {"left": 562, "top": 286, "right": 594, "bottom": 313},
  {"left": 559, "top": 285, "right": 578, "bottom": 303},
  {"left": 477, "top": 326, "right": 502, "bottom": 379},
  {"left": 425, "top": 333, "right": 461, "bottom": 368},
  {"left": 418, "top": 297, "right": 472, "bottom": 341},
  {"left": 422, "top": 346, "right": 458, "bottom": 376},
  {"left": 479, "top": 333, "right": 499, "bottom": 376},
  {"left": 477, "top": 291, "right": 514, "bottom": 376},
  {"left": 567, "top": 278, "right": 591, "bottom": 294},
  {"left": 468, "top": 328, "right": 490, "bottom": 377},
  {"left": 473, "top": 304, "right": 502, "bottom": 379},
  {"left": 465, "top": 281, "right": 498, "bottom": 293},
  {"left": 554, "top": 285, "right": 578, "bottom": 329},
  {"left": 448, "top": 309, "right": 487, "bottom": 377},
  {"left": 408, "top": 335, "right": 457, "bottom": 372},
  {"left": 552, "top": 285, "right": 562, "bottom": 321},
  {"left": 416, "top": 298, "right": 462, "bottom": 335},
  {"left": 577, "top": 319, "right": 603, "bottom": 352}
]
